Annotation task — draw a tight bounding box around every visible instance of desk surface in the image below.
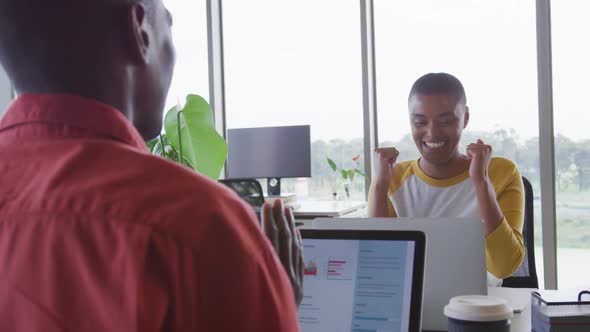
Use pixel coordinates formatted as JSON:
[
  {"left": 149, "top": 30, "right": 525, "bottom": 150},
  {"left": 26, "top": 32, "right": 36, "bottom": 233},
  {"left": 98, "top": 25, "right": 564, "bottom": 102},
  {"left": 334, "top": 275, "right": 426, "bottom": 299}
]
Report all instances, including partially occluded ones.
[{"left": 487, "top": 286, "right": 533, "bottom": 332}]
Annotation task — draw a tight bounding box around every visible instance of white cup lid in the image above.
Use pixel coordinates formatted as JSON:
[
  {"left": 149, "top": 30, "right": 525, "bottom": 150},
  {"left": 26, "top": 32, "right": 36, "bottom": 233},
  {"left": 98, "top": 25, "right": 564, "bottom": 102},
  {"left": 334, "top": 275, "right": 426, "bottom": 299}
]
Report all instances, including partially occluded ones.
[{"left": 444, "top": 295, "right": 514, "bottom": 322}]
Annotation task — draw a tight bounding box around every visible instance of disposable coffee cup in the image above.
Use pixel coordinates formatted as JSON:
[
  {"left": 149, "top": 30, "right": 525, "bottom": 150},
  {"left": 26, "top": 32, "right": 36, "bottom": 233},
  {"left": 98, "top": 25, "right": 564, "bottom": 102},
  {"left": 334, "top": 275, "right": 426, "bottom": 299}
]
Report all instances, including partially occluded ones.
[{"left": 444, "top": 295, "right": 513, "bottom": 332}]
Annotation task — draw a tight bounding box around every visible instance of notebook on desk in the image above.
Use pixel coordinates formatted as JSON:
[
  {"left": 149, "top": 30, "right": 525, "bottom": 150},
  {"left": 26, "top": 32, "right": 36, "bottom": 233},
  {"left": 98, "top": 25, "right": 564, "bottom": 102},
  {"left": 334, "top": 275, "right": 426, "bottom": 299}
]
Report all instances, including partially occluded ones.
[
  {"left": 298, "top": 229, "right": 426, "bottom": 332},
  {"left": 312, "top": 217, "right": 488, "bottom": 332}
]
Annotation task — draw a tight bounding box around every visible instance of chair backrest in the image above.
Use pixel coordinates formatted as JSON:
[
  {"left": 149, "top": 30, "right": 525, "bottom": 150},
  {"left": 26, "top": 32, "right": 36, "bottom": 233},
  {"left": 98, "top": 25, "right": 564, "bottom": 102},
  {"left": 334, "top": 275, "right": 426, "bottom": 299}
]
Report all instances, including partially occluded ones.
[
  {"left": 219, "top": 178, "right": 265, "bottom": 221},
  {"left": 502, "top": 176, "right": 539, "bottom": 288}
]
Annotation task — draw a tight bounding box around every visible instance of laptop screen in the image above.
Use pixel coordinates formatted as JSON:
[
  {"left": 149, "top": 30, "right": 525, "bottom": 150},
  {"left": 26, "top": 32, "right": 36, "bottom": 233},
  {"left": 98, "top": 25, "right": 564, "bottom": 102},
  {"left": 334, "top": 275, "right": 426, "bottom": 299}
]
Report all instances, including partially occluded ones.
[{"left": 298, "top": 231, "right": 423, "bottom": 332}]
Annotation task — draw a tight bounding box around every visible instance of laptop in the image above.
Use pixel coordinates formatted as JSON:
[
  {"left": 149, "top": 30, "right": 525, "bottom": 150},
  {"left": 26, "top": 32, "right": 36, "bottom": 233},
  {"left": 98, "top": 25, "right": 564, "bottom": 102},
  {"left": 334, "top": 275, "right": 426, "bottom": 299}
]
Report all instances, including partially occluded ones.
[
  {"left": 311, "top": 218, "right": 488, "bottom": 332},
  {"left": 298, "top": 229, "right": 426, "bottom": 332}
]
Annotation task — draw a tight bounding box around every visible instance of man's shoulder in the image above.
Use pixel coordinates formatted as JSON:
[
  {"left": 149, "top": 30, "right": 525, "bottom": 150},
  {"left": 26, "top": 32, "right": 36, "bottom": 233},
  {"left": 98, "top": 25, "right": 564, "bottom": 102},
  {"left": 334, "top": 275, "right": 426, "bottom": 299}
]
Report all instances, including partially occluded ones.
[
  {"left": 131, "top": 154, "right": 261, "bottom": 244},
  {"left": 130, "top": 152, "right": 251, "bottom": 216},
  {"left": 70, "top": 145, "right": 257, "bottom": 239},
  {"left": 91, "top": 146, "right": 234, "bottom": 200}
]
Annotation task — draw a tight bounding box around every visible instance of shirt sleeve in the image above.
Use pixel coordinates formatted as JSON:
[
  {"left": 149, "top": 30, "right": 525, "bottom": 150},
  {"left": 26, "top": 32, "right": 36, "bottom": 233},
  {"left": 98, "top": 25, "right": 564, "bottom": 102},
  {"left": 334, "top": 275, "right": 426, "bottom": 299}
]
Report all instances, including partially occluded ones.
[
  {"left": 485, "top": 160, "right": 525, "bottom": 279},
  {"left": 194, "top": 202, "right": 300, "bottom": 332}
]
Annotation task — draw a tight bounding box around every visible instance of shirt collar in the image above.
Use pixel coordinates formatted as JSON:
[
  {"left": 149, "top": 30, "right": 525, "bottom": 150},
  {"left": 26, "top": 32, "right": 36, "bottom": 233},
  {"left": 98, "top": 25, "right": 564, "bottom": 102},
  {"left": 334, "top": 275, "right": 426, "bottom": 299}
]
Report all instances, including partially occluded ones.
[
  {"left": 411, "top": 159, "right": 470, "bottom": 187},
  {"left": 0, "top": 93, "right": 148, "bottom": 150}
]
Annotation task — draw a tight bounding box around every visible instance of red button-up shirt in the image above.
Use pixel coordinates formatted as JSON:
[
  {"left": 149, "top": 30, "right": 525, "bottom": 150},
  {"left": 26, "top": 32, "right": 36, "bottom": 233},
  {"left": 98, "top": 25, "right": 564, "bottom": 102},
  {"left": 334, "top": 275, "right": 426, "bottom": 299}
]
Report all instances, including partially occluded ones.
[{"left": 0, "top": 94, "right": 300, "bottom": 331}]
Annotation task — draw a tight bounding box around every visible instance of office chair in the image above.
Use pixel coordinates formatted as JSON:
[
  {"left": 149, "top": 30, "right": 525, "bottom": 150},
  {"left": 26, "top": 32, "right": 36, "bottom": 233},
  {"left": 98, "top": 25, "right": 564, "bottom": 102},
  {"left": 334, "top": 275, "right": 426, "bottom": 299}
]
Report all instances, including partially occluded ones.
[
  {"left": 503, "top": 176, "right": 539, "bottom": 289},
  {"left": 219, "top": 178, "right": 265, "bottom": 222}
]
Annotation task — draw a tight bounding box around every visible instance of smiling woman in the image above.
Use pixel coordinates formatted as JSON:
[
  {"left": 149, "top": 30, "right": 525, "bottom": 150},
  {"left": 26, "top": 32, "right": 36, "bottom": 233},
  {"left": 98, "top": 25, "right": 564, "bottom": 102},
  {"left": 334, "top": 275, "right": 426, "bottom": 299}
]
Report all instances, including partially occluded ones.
[
  {"left": 374, "top": 0, "right": 541, "bottom": 284},
  {"left": 369, "top": 72, "right": 525, "bottom": 283}
]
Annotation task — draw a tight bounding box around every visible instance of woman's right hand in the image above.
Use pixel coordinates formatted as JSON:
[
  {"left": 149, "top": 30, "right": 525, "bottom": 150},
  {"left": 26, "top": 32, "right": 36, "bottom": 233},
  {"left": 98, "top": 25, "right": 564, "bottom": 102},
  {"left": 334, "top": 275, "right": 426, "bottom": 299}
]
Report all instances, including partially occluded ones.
[{"left": 373, "top": 147, "right": 399, "bottom": 188}]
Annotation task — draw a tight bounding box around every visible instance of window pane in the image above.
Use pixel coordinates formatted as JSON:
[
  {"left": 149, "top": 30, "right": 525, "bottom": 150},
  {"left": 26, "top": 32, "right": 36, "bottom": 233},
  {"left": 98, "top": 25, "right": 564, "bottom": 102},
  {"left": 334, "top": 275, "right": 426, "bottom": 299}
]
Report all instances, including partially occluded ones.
[
  {"left": 165, "top": 0, "right": 209, "bottom": 111},
  {"left": 223, "top": 0, "right": 364, "bottom": 200},
  {"left": 0, "top": 65, "right": 10, "bottom": 114},
  {"left": 551, "top": 0, "right": 590, "bottom": 290},
  {"left": 374, "top": 1, "right": 542, "bottom": 286}
]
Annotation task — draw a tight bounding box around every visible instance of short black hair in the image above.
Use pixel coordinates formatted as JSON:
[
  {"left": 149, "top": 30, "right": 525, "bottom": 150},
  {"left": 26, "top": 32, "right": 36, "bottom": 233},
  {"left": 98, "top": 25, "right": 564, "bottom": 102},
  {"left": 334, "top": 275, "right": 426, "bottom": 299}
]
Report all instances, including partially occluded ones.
[
  {"left": 0, "top": 0, "right": 153, "bottom": 91},
  {"left": 408, "top": 72, "right": 467, "bottom": 105},
  {"left": 0, "top": 0, "right": 151, "bottom": 50}
]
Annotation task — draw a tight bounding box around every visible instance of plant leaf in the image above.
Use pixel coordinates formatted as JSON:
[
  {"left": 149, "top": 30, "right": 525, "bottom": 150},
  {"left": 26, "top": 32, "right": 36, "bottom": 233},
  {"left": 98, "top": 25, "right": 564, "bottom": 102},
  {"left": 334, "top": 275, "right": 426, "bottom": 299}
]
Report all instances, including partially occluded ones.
[
  {"left": 151, "top": 135, "right": 170, "bottom": 158},
  {"left": 146, "top": 137, "right": 159, "bottom": 151},
  {"left": 354, "top": 169, "right": 367, "bottom": 178},
  {"left": 327, "top": 157, "right": 338, "bottom": 171},
  {"left": 340, "top": 169, "right": 348, "bottom": 180},
  {"left": 347, "top": 169, "right": 356, "bottom": 181},
  {"left": 164, "top": 94, "right": 228, "bottom": 179},
  {"left": 148, "top": 133, "right": 195, "bottom": 167},
  {"left": 152, "top": 141, "right": 165, "bottom": 157}
]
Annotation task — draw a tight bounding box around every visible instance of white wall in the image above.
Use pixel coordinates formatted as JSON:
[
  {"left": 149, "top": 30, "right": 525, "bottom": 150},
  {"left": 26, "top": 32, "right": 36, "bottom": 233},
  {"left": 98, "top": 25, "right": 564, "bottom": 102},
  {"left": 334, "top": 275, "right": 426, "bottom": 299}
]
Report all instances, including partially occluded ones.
[{"left": 0, "top": 65, "right": 11, "bottom": 115}]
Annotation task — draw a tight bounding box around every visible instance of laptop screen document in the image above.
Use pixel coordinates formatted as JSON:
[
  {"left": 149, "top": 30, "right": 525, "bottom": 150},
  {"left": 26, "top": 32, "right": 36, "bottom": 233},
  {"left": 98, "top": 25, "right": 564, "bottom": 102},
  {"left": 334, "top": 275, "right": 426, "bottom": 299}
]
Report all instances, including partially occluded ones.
[{"left": 298, "top": 230, "right": 425, "bottom": 332}]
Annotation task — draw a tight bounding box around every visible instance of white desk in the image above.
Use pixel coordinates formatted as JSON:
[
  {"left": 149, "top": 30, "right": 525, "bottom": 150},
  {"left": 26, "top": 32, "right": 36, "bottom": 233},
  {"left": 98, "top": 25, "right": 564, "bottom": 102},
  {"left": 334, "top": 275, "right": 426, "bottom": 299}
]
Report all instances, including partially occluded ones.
[
  {"left": 293, "top": 200, "right": 366, "bottom": 225},
  {"left": 487, "top": 286, "right": 533, "bottom": 332},
  {"left": 511, "top": 304, "right": 531, "bottom": 332}
]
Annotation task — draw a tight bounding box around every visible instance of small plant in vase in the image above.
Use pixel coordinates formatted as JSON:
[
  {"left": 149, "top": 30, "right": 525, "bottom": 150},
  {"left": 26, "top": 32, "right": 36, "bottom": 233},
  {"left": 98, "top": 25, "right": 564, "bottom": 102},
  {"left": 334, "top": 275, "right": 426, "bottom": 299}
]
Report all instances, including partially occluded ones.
[{"left": 326, "top": 154, "right": 367, "bottom": 200}]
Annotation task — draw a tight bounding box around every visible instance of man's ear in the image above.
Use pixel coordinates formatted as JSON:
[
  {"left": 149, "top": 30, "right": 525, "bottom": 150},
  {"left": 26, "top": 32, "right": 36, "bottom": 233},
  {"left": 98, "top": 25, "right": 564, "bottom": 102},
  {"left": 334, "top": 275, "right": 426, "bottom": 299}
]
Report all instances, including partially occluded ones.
[
  {"left": 463, "top": 106, "right": 470, "bottom": 128},
  {"left": 127, "top": 3, "right": 150, "bottom": 65}
]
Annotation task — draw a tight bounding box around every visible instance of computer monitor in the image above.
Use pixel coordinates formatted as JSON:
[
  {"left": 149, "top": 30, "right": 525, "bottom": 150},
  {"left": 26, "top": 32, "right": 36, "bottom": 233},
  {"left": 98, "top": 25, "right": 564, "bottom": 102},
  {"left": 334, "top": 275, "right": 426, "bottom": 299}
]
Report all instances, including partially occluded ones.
[{"left": 226, "top": 125, "right": 311, "bottom": 196}]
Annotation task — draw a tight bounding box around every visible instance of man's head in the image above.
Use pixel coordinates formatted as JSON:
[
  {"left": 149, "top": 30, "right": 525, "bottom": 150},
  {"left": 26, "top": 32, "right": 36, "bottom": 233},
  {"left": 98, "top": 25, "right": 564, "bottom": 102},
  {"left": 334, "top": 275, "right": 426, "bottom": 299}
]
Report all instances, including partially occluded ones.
[
  {"left": 407, "top": 72, "right": 469, "bottom": 166},
  {"left": 0, "top": 0, "right": 175, "bottom": 139}
]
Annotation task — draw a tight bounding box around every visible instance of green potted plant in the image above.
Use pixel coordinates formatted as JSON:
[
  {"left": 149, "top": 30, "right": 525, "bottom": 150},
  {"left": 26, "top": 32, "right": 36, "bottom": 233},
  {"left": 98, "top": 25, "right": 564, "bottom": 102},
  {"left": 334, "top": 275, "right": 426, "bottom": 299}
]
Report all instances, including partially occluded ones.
[
  {"left": 326, "top": 154, "right": 366, "bottom": 200},
  {"left": 146, "top": 94, "right": 227, "bottom": 180}
]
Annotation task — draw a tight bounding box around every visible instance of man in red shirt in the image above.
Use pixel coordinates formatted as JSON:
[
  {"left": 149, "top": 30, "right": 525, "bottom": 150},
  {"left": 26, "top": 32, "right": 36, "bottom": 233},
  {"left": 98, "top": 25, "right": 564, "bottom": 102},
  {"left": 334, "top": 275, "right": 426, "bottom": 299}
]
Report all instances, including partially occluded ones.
[{"left": 0, "top": 0, "right": 302, "bottom": 331}]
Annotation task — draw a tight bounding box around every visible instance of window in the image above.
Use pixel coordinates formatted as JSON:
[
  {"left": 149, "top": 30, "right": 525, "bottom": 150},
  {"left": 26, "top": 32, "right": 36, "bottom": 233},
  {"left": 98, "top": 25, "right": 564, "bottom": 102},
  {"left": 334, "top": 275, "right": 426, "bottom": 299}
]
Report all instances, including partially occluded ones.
[
  {"left": 0, "top": 65, "right": 10, "bottom": 114},
  {"left": 165, "top": 0, "right": 209, "bottom": 112},
  {"left": 374, "top": 0, "right": 542, "bottom": 285},
  {"left": 223, "top": 0, "right": 365, "bottom": 200},
  {"left": 551, "top": 0, "right": 590, "bottom": 290}
]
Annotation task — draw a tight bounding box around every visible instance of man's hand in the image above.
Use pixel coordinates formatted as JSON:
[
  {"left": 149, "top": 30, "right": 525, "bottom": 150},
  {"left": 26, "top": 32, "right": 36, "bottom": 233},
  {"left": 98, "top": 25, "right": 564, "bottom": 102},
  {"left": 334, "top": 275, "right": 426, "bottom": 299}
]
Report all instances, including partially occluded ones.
[
  {"left": 261, "top": 199, "right": 304, "bottom": 307},
  {"left": 466, "top": 139, "right": 493, "bottom": 185},
  {"left": 373, "top": 147, "right": 399, "bottom": 187}
]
